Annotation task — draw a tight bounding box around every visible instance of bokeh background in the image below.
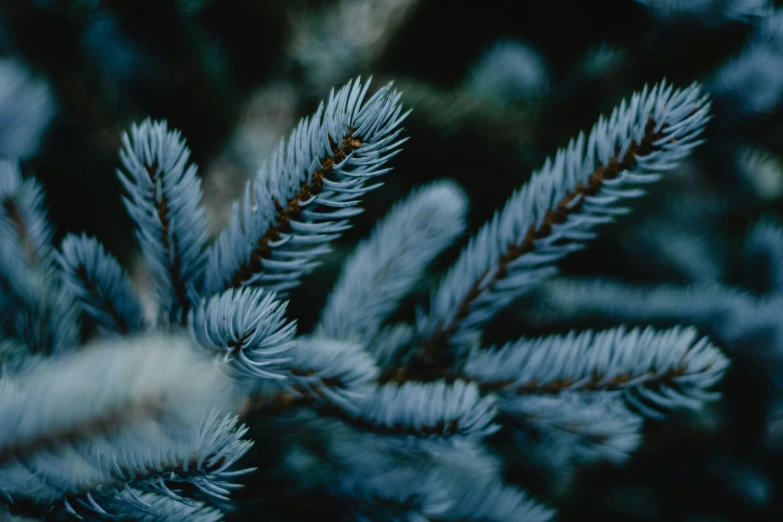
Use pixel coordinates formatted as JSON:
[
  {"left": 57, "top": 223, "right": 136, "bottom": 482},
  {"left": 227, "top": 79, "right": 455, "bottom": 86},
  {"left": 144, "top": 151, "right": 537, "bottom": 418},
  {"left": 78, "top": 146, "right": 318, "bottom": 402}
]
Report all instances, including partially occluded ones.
[{"left": 3, "top": 0, "right": 783, "bottom": 520}]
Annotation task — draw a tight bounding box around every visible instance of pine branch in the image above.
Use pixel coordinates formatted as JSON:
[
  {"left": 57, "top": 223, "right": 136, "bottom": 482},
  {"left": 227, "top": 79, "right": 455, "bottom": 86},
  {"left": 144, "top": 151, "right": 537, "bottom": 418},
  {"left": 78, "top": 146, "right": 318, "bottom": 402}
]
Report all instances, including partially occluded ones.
[
  {"left": 318, "top": 180, "right": 468, "bottom": 344},
  {"left": 533, "top": 277, "right": 783, "bottom": 378},
  {"left": 708, "top": 7, "right": 783, "bottom": 118},
  {"left": 94, "top": 490, "right": 225, "bottom": 521},
  {"left": 0, "top": 334, "right": 250, "bottom": 516},
  {"left": 335, "top": 465, "right": 554, "bottom": 522},
  {"left": 535, "top": 277, "right": 773, "bottom": 351},
  {"left": 0, "top": 59, "right": 55, "bottom": 160},
  {"left": 0, "top": 160, "right": 55, "bottom": 270},
  {"left": 239, "top": 336, "right": 380, "bottom": 417},
  {"left": 343, "top": 380, "right": 499, "bottom": 440},
  {"left": 462, "top": 325, "right": 729, "bottom": 418},
  {"left": 367, "top": 323, "right": 415, "bottom": 368},
  {"left": 0, "top": 337, "right": 39, "bottom": 377},
  {"left": 636, "top": 0, "right": 771, "bottom": 25},
  {"left": 1, "top": 268, "right": 81, "bottom": 356},
  {"left": 117, "top": 119, "right": 210, "bottom": 325},
  {"left": 0, "top": 161, "right": 79, "bottom": 355},
  {"left": 205, "top": 77, "right": 409, "bottom": 296},
  {"left": 58, "top": 233, "right": 146, "bottom": 336},
  {"left": 502, "top": 392, "right": 643, "bottom": 466},
  {"left": 274, "top": 336, "right": 379, "bottom": 410},
  {"left": 398, "top": 80, "right": 710, "bottom": 381},
  {"left": 189, "top": 287, "right": 297, "bottom": 381},
  {"left": 245, "top": 360, "right": 498, "bottom": 444}
]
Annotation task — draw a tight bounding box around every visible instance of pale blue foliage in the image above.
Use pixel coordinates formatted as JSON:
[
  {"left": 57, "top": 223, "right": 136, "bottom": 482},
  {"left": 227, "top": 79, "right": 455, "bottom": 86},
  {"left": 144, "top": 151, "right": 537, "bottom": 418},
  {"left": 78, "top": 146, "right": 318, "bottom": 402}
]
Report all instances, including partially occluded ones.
[
  {"left": 4, "top": 270, "right": 81, "bottom": 356},
  {"left": 0, "top": 161, "right": 79, "bottom": 355},
  {"left": 424, "top": 80, "right": 710, "bottom": 349},
  {"left": 335, "top": 465, "right": 554, "bottom": 522},
  {"left": 0, "top": 60, "right": 55, "bottom": 160},
  {"left": 744, "top": 218, "right": 783, "bottom": 295},
  {"left": 636, "top": 0, "right": 772, "bottom": 24},
  {"left": 0, "top": 338, "right": 40, "bottom": 377},
  {"left": 735, "top": 146, "right": 783, "bottom": 200},
  {"left": 632, "top": 219, "right": 726, "bottom": 284},
  {"left": 577, "top": 42, "right": 627, "bottom": 79},
  {"left": 549, "top": 275, "right": 783, "bottom": 385},
  {"left": 0, "top": 335, "right": 250, "bottom": 516},
  {"left": 274, "top": 336, "right": 379, "bottom": 410},
  {"left": 536, "top": 277, "right": 769, "bottom": 347},
  {"left": 710, "top": 8, "right": 783, "bottom": 118},
  {"left": 102, "top": 491, "right": 225, "bottom": 522},
  {"left": 432, "top": 475, "right": 554, "bottom": 522},
  {"left": 464, "top": 39, "right": 550, "bottom": 104},
  {"left": 188, "top": 287, "right": 297, "bottom": 380},
  {"left": 534, "top": 276, "right": 783, "bottom": 386},
  {"left": 711, "top": 46, "right": 783, "bottom": 118},
  {"left": 205, "top": 77, "right": 410, "bottom": 296},
  {"left": 0, "top": 160, "right": 55, "bottom": 269},
  {"left": 758, "top": 7, "right": 783, "bottom": 48},
  {"left": 58, "top": 233, "right": 146, "bottom": 336},
  {"left": 463, "top": 325, "right": 728, "bottom": 418},
  {"left": 367, "top": 323, "right": 415, "bottom": 368},
  {"left": 117, "top": 119, "right": 210, "bottom": 324},
  {"left": 0, "top": 74, "right": 732, "bottom": 521},
  {"left": 503, "top": 392, "right": 643, "bottom": 466},
  {"left": 318, "top": 180, "right": 468, "bottom": 343},
  {"left": 349, "top": 380, "right": 499, "bottom": 439}
]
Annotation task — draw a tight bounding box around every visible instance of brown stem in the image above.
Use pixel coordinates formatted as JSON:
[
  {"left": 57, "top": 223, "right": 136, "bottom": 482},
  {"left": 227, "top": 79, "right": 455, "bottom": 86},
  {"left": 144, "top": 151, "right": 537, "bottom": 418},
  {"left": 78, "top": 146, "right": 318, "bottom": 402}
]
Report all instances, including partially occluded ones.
[
  {"left": 238, "top": 372, "right": 350, "bottom": 419},
  {"left": 239, "top": 387, "right": 465, "bottom": 438},
  {"left": 75, "top": 265, "right": 130, "bottom": 335},
  {"left": 145, "top": 162, "right": 189, "bottom": 324},
  {"left": 229, "top": 132, "right": 362, "bottom": 289},
  {"left": 2, "top": 198, "right": 37, "bottom": 263},
  {"left": 472, "top": 365, "right": 691, "bottom": 395},
  {"left": 240, "top": 372, "right": 472, "bottom": 438},
  {"left": 326, "top": 405, "right": 463, "bottom": 438},
  {"left": 227, "top": 331, "right": 253, "bottom": 353}
]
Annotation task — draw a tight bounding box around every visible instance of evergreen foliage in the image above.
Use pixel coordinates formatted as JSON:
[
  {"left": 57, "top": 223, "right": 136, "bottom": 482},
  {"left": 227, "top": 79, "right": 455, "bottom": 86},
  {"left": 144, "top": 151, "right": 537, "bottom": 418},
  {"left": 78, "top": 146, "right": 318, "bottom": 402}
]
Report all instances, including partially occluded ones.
[{"left": 0, "top": 75, "right": 730, "bottom": 521}]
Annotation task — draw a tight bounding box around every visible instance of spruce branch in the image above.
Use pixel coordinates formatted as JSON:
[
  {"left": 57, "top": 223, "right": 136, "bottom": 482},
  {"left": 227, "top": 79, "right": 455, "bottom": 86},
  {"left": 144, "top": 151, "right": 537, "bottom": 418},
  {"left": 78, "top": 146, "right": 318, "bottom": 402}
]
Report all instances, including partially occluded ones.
[
  {"left": 0, "top": 160, "right": 54, "bottom": 270},
  {"left": 96, "top": 490, "right": 226, "bottom": 521},
  {"left": 117, "top": 119, "right": 210, "bottom": 326},
  {"left": 275, "top": 336, "right": 379, "bottom": 410},
  {"left": 636, "top": 0, "right": 771, "bottom": 25},
  {"left": 0, "top": 59, "right": 55, "bottom": 160},
  {"left": 398, "top": 80, "right": 710, "bottom": 380},
  {"left": 0, "top": 338, "right": 39, "bottom": 377},
  {"left": 58, "top": 233, "right": 146, "bottom": 336},
  {"left": 344, "top": 380, "right": 499, "bottom": 440},
  {"left": 335, "top": 465, "right": 554, "bottom": 522},
  {"left": 188, "top": 287, "right": 297, "bottom": 381},
  {"left": 367, "top": 323, "right": 415, "bottom": 368},
  {"left": 535, "top": 277, "right": 773, "bottom": 351},
  {"left": 0, "top": 161, "right": 79, "bottom": 355},
  {"left": 318, "top": 180, "right": 468, "bottom": 343},
  {"left": 0, "top": 334, "right": 250, "bottom": 517},
  {"left": 239, "top": 336, "right": 379, "bottom": 417},
  {"left": 2, "top": 268, "right": 81, "bottom": 357},
  {"left": 205, "top": 77, "right": 409, "bottom": 296},
  {"left": 0, "top": 58, "right": 736, "bottom": 520},
  {"left": 502, "top": 393, "right": 643, "bottom": 466},
  {"left": 462, "top": 325, "right": 729, "bottom": 418}
]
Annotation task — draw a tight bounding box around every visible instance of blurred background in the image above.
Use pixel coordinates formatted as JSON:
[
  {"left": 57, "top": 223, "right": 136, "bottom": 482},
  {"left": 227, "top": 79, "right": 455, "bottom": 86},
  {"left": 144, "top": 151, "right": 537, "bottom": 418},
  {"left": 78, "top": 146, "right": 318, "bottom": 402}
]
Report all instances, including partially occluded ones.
[{"left": 3, "top": 0, "right": 783, "bottom": 520}]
